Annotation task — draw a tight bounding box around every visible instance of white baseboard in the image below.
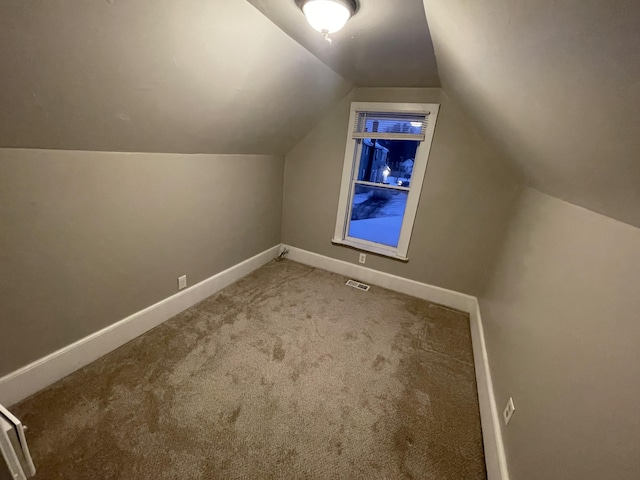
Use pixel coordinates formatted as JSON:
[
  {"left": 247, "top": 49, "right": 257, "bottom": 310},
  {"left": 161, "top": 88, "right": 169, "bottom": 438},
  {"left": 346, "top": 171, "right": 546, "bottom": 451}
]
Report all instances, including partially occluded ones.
[
  {"left": 0, "top": 245, "right": 281, "bottom": 407},
  {"left": 470, "top": 301, "right": 510, "bottom": 480},
  {"left": 284, "top": 245, "right": 477, "bottom": 313},
  {"left": 283, "top": 244, "right": 509, "bottom": 480}
]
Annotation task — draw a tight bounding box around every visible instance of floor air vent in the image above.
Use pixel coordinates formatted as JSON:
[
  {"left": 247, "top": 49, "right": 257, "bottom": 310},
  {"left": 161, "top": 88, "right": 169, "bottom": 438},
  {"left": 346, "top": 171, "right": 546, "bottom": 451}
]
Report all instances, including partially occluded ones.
[{"left": 345, "top": 279, "right": 370, "bottom": 291}]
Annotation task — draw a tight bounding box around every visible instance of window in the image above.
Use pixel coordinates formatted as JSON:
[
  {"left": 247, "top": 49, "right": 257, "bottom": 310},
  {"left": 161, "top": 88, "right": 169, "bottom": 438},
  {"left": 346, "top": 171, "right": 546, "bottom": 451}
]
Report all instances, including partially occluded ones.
[{"left": 332, "top": 102, "right": 440, "bottom": 261}]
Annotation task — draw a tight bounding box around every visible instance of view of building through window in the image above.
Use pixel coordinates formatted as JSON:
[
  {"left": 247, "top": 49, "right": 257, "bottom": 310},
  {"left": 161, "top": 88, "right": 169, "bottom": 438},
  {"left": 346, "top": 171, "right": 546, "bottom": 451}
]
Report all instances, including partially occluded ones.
[{"left": 348, "top": 138, "right": 419, "bottom": 247}]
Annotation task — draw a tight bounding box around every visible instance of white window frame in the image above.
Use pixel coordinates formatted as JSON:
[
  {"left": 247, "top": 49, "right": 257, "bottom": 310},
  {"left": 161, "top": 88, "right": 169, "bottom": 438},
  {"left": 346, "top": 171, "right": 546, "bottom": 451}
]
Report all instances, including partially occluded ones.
[{"left": 332, "top": 102, "right": 440, "bottom": 261}]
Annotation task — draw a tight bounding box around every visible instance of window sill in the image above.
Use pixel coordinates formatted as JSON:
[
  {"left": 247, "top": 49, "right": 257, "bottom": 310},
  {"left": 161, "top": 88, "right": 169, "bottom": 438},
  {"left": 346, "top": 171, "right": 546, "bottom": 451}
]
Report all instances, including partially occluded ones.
[{"left": 331, "top": 238, "right": 409, "bottom": 262}]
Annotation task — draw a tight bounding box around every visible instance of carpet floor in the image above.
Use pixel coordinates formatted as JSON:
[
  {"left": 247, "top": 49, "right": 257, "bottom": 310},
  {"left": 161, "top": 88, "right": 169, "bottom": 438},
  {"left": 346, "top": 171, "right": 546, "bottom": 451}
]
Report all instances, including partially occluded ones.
[{"left": 11, "top": 259, "right": 486, "bottom": 479}]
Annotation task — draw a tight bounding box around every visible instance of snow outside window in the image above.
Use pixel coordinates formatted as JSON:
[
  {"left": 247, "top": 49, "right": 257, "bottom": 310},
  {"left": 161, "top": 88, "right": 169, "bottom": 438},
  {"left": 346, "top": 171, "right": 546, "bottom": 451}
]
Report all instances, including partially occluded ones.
[{"left": 332, "top": 102, "right": 440, "bottom": 261}]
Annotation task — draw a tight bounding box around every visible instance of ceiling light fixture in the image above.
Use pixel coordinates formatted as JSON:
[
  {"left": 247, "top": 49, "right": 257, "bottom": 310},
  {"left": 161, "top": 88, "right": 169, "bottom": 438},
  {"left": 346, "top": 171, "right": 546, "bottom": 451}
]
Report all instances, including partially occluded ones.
[{"left": 296, "top": 0, "right": 357, "bottom": 44}]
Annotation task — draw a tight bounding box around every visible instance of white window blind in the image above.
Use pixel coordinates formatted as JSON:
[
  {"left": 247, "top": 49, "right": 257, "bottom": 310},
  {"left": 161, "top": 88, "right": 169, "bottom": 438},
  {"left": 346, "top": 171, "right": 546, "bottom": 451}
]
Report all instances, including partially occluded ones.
[{"left": 352, "top": 111, "right": 430, "bottom": 141}]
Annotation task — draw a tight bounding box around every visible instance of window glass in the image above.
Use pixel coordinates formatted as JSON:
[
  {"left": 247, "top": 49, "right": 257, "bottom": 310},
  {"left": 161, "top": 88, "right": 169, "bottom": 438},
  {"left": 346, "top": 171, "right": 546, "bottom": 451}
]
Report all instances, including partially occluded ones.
[
  {"left": 348, "top": 184, "right": 409, "bottom": 247},
  {"left": 356, "top": 139, "right": 419, "bottom": 186}
]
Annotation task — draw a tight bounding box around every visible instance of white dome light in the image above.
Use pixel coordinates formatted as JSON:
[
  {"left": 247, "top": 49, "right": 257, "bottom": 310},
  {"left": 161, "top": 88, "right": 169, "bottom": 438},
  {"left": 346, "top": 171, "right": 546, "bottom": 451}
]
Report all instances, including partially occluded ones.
[{"left": 302, "top": 0, "right": 353, "bottom": 34}]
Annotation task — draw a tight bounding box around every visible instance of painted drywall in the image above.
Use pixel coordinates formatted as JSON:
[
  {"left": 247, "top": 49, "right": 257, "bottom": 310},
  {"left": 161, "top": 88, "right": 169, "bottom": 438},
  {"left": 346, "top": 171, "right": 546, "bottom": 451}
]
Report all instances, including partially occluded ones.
[
  {"left": 247, "top": 0, "right": 440, "bottom": 87},
  {"left": 282, "top": 87, "right": 519, "bottom": 295},
  {"left": 0, "top": 149, "right": 284, "bottom": 376},
  {"left": 423, "top": 0, "right": 640, "bottom": 228},
  {"left": 479, "top": 188, "right": 640, "bottom": 480},
  {"left": 0, "top": 0, "right": 351, "bottom": 154}
]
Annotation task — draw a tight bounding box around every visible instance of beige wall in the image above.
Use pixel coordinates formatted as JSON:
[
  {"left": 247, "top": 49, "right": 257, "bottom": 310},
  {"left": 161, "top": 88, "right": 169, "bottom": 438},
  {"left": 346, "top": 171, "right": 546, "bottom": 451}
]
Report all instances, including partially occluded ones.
[
  {"left": 479, "top": 187, "right": 640, "bottom": 480},
  {"left": 282, "top": 87, "right": 519, "bottom": 295},
  {"left": 0, "top": 149, "right": 284, "bottom": 376}
]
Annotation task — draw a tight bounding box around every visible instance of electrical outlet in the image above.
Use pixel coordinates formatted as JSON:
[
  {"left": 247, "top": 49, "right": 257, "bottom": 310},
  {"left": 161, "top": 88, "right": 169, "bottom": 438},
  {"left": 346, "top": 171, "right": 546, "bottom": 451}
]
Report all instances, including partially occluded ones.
[
  {"left": 178, "top": 275, "right": 187, "bottom": 290},
  {"left": 503, "top": 397, "right": 516, "bottom": 425},
  {"left": 359, "top": 253, "right": 366, "bottom": 264}
]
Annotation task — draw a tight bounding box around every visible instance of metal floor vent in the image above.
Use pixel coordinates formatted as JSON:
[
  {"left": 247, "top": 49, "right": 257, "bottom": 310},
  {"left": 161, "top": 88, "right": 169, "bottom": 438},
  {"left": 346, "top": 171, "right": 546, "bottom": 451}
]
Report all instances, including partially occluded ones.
[{"left": 345, "top": 279, "right": 370, "bottom": 291}]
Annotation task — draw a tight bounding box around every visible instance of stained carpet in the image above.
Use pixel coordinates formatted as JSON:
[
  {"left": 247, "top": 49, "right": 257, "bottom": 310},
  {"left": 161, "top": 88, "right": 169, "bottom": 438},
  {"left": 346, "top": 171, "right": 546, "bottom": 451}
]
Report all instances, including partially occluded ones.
[{"left": 12, "top": 259, "right": 486, "bottom": 479}]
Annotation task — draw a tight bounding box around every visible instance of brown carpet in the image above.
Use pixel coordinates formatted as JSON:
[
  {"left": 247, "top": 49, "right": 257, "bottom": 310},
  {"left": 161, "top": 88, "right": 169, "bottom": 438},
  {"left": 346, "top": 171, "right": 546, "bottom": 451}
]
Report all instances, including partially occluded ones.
[{"left": 11, "top": 259, "right": 486, "bottom": 479}]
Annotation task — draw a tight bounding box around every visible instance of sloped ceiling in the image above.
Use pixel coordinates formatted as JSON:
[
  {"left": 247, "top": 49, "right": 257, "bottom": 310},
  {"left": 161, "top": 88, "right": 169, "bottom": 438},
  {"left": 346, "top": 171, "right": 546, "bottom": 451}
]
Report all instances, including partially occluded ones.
[
  {"left": 247, "top": 0, "right": 440, "bottom": 87},
  {"left": 423, "top": 0, "right": 640, "bottom": 227},
  {"left": 0, "top": 0, "right": 351, "bottom": 155}
]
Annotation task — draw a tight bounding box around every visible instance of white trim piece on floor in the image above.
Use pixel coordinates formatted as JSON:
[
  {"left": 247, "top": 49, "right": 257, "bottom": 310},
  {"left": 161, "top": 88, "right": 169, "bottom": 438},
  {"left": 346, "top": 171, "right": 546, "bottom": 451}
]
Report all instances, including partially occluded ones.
[
  {"left": 0, "top": 244, "right": 281, "bottom": 407},
  {"left": 283, "top": 244, "right": 509, "bottom": 480},
  {"left": 470, "top": 300, "right": 510, "bottom": 480},
  {"left": 283, "top": 245, "right": 476, "bottom": 313}
]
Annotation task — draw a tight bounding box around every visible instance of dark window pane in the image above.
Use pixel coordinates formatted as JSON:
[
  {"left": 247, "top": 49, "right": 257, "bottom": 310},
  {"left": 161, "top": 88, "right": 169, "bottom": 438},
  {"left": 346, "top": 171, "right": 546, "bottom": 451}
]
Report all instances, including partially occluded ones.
[
  {"left": 357, "top": 139, "right": 419, "bottom": 186},
  {"left": 348, "top": 184, "right": 409, "bottom": 247}
]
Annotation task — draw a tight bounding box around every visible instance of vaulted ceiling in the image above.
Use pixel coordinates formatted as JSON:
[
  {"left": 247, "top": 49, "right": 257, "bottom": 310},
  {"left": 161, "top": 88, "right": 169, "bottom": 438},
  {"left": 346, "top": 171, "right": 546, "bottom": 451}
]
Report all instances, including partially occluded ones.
[
  {"left": 247, "top": 0, "right": 440, "bottom": 87},
  {"left": 0, "top": 0, "right": 351, "bottom": 155},
  {"left": 423, "top": 0, "right": 640, "bottom": 228},
  {"left": 1, "top": 0, "right": 638, "bottom": 227},
  {"left": 247, "top": 0, "right": 640, "bottom": 227}
]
